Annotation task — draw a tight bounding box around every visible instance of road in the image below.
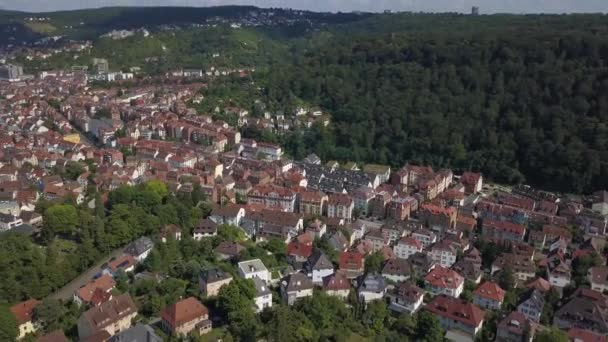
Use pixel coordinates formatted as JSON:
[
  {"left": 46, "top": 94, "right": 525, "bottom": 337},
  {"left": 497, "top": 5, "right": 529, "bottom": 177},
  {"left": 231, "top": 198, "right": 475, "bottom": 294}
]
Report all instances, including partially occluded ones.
[{"left": 49, "top": 247, "right": 126, "bottom": 301}]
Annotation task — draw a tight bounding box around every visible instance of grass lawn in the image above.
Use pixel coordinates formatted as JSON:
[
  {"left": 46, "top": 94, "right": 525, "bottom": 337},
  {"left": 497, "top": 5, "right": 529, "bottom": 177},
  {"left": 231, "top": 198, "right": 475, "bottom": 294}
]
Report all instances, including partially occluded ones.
[
  {"left": 198, "top": 326, "right": 230, "bottom": 342},
  {"left": 24, "top": 21, "right": 58, "bottom": 34}
]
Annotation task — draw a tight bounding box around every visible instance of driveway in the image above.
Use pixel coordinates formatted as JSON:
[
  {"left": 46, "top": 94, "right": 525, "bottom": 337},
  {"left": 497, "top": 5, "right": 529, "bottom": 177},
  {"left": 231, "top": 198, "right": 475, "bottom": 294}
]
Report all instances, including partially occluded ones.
[{"left": 49, "top": 247, "right": 126, "bottom": 301}]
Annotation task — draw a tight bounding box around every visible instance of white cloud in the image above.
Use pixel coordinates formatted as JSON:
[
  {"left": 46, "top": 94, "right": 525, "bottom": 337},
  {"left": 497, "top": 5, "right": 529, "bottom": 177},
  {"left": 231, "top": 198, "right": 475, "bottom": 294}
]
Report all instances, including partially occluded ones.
[{"left": 0, "top": 0, "right": 606, "bottom": 13}]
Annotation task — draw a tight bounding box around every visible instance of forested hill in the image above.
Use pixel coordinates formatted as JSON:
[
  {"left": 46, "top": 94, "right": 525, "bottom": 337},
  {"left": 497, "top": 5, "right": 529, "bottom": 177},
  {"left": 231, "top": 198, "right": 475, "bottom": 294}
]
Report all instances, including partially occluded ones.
[{"left": 264, "top": 13, "right": 608, "bottom": 193}]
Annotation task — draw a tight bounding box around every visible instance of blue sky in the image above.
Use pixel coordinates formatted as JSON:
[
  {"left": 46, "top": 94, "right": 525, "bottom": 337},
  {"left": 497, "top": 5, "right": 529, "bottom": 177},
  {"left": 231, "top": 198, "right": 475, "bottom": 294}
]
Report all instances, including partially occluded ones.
[{"left": 0, "top": 0, "right": 606, "bottom": 13}]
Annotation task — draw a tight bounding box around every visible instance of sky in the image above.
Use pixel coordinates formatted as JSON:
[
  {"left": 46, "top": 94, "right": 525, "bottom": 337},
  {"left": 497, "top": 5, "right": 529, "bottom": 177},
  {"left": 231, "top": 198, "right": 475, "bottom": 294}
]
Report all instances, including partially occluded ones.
[{"left": 0, "top": 0, "right": 606, "bottom": 14}]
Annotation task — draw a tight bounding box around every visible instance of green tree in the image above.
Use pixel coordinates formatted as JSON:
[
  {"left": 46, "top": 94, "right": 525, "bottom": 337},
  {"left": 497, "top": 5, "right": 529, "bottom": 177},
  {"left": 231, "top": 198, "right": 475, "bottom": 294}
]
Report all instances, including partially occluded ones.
[
  {"left": 534, "top": 327, "right": 569, "bottom": 342},
  {"left": 43, "top": 204, "right": 79, "bottom": 238},
  {"left": 364, "top": 252, "right": 384, "bottom": 274},
  {"left": 415, "top": 311, "right": 444, "bottom": 342},
  {"left": 0, "top": 305, "right": 18, "bottom": 341},
  {"left": 34, "top": 299, "right": 67, "bottom": 332}
]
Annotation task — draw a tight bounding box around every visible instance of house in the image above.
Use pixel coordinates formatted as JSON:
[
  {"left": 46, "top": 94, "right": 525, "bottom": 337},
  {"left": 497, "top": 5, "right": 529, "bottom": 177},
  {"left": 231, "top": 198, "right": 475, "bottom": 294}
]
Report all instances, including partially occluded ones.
[
  {"left": 352, "top": 186, "right": 375, "bottom": 216},
  {"left": 327, "top": 193, "right": 354, "bottom": 220},
  {"left": 124, "top": 237, "right": 154, "bottom": 262},
  {"left": 424, "top": 295, "right": 486, "bottom": 338},
  {"left": 199, "top": 269, "right": 233, "bottom": 297},
  {"left": 357, "top": 273, "right": 387, "bottom": 303},
  {"left": 104, "top": 255, "right": 137, "bottom": 276},
  {"left": 492, "top": 254, "right": 536, "bottom": 284},
  {"left": 419, "top": 204, "right": 457, "bottom": 232},
  {"left": 298, "top": 190, "right": 327, "bottom": 216},
  {"left": 461, "top": 172, "right": 483, "bottom": 194},
  {"left": 193, "top": 219, "right": 217, "bottom": 240},
  {"left": 214, "top": 241, "right": 245, "bottom": 260},
  {"left": 382, "top": 258, "right": 413, "bottom": 283},
  {"left": 307, "top": 252, "right": 334, "bottom": 284},
  {"left": 77, "top": 293, "right": 138, "bottom": 340},
  {"left": 252, "top": 277, "right": 273, "bottom": 312},
  {"left": 429, "top": 239, "right": 458, "bottom": 268},
  {"left": 10, "top": 299, "right": 40, "bottom": 340},
  {"left": 386, "top": 281, "right": 425, "bottom": 314},
  {"left": 339, "top": 251, "right": 365, "bottom": 279},
  {"left": 238, "top": 259, "right": 270, "bottom": 283},
  {"left": 411, "top": 228, "right": 437, "bottom": 248},
  {"left": 287, "top": 241, "right": 313, "bottom": 268},
  {"left": 567, "top": 328, "right": 608, "bottom": 342},
  {"left": 328, "top": 231, "right": 350, "bottom": 252},
  {"left": 160, "top": 224, "right": 182, "bottom": 242},
  {"left": 160, "top": 297, "right": 212, "bottom": 337},
  {"left": 364, "top": 229, "right": 388, "bottom": 252},
  {"left": 323, "top": 271, "right": 351, "bottom": 299},
  {"left": 496, "top": 311, "right": 537, "bottom": 342},
  {"left": 452, "top": 259, "right": 482, "bottom": 284},
  {"left": 588, "top": 266, "right": 608, "bottom": 293},
  {"left": 408, "top": 252, "right": 436, "bottom": 276},
  {"left": 247, "top": 184, "right": 296, "bottom": 212},
  {"left": 281, "top": 272, "right": 314, "bottom": 305},
  {"left": 473, "top": 281, "right": 506, "bottom": 310},
  {"left": 37, "top": 330, "right": 69, "bottom": 342},
  {"left": 393, "top": 236, "right": 423, "bottom": 260},
  {"left": 517, "top": 289, "right": 545, "bottom": 323},
  {"left": 306, "top": 219, "right": 327, "bottom": 238},
  {"left": 482, "top": 220, "right": 526, "bottom": 243},
  {"left": 553, "top": 288, "right": 608, "bottom": 334},
  {"left": 0, "top": 212, "right": 23, "bottom": 231},
  {"left": 209, "top": 204, "right": 246, "bottom": 226},
  {"left": 548, "top": 262, "right": 572, "bottom": 288},
  {"left": 108, "top": 324, "right": 162, "bottom": 342},
  {"left": 525, "top": 277, "right": 552, "bottom": 294},
  {"left": 424, "top": 266, "right": 464, "bottom": 298},
  {"left": 74, "top": 274, "right": 116, "bottom": 306}
]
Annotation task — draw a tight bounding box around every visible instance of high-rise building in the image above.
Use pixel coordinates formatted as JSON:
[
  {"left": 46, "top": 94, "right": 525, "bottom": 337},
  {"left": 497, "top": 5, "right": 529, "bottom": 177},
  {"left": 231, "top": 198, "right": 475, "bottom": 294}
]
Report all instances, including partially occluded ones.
[
  {"left": 471, "top": 6, "right": 480, "bottom": 15},
  {"left": 0, "top": 64, "right": 24, "bottom": 81}
]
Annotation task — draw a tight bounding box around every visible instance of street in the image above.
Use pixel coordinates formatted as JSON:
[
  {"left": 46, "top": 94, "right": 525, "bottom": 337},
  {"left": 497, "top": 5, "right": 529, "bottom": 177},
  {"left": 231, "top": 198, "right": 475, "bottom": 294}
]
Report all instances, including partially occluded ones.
[{"left": 48, "top": 247, "right": 126, "bottom": 301}]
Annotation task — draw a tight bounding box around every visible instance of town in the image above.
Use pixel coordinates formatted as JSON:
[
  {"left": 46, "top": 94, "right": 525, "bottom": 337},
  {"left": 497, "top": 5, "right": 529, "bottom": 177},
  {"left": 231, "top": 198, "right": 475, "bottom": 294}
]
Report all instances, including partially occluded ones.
[{"left": 1, "top": 41, "right": 608, "bottom": 342}]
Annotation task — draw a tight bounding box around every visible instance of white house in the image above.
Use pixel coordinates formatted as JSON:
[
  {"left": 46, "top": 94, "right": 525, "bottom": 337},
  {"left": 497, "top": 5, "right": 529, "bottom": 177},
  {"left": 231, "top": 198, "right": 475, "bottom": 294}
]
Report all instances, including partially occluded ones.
[
  {"left": 238, "top": 259, "right": 270, "bottom": 283},
  {"left": 393, "top": 236, "right": 423, "bottom": 260},
  {"left": 124, "top": 237, "right": 154, "bottom": 262},
  {"left": 387, "top": 282, "right": 425, "bottom": 314},
  {"left": 428, "top": 240, "right": 458, "bottom": 268},
  {"left": 252, "top": 277, "right": 273, "bottom": 312},
  {"left": 308, "top": 253, "right": 334, "bottom": 284}
]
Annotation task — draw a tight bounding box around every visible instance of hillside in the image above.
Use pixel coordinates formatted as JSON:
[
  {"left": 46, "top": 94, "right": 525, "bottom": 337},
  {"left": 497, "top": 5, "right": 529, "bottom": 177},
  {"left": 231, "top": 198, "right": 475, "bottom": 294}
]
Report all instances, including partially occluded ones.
[
  {"left": 4, "top": 9, "right": 608, "bottom": 192},
  {"left": 264, "top": 13, "right": 608, "bottom": 193}
]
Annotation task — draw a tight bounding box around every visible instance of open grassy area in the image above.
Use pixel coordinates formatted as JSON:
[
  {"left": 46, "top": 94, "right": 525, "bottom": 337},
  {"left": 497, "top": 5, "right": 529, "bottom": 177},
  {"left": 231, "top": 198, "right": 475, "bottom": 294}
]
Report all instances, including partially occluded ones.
[{"left": 24, "top": 21, "right": 57, "bottom": 34}]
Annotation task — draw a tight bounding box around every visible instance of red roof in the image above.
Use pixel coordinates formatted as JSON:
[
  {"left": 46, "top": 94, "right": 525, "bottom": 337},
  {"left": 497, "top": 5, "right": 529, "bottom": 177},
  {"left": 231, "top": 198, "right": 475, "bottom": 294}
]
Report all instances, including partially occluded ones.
[
  {"left": 161, "top": 297, "right": 208, "bottom": 329},
  {"left": 76, "top": 274, "right": 116, "bottom": 303},
  {"left": 484, "top": 220, "right": 526, "bottom": 235},
  {"left": 567, "top": 328, "right": 608, "bottom": 342},
  {"left": 287, "top": 241, "right": 313, "bottom": 258},
  {"left": 323, "top": 271, "right": 351, "bottom": 291},
  {"left": 10, "top": 299, "right": 40, "bottom": 324},
  {"left": 424, "top": 266, "right": 464, "bottom": 289},
  {"left": 474, "top": 281, "right": 506, "bottom": 302},
  {"left": 425, "top": 294, "right": 485, "bottom": 327},
  {"left": 339, "top": 251, "right": 364, "bottom": 271},
  {"left": 398, "top": 236, "right": 423, "bottom": 249}
]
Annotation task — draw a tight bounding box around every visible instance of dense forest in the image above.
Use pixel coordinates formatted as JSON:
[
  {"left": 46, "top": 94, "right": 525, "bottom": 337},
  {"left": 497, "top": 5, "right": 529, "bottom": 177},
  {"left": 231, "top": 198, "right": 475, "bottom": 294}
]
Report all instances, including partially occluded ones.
[{"left": 259, "top": 14, "right": 608, "bottom": 193}]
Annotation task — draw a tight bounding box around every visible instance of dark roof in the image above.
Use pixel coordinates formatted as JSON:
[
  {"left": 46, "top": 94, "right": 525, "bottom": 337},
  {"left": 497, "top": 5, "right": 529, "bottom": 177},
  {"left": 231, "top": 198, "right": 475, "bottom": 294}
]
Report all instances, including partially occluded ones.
[
  {"left": 358, "top": 273, "right": 386, "bottom": 293},
  {"left": 200, "top": 268, "right": 232, "bottom": 283},
  {"left": 108, "top": 323, "right": 162, "bottom": 342},
  {"left": 282, "top": 272, "right": 313, "bottom": 292},
  {"left": 124, "top": 237, "right": 153, "bottom": 256}
]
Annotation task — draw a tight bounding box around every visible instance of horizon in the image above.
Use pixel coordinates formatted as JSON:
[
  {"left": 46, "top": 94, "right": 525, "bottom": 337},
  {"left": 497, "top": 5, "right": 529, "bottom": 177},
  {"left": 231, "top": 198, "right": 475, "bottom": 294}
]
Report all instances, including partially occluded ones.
[{"left": 0, "top": 0, "right": 606, "bottom": 14}]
